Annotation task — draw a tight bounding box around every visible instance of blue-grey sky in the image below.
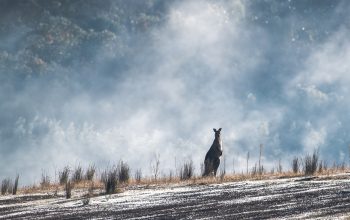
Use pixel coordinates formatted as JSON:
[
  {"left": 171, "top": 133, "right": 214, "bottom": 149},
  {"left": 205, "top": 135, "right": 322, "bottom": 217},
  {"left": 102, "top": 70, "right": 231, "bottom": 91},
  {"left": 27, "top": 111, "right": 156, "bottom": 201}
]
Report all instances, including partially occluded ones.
[{"left": 1, "top": 0, "right": 350, "bottom": 184}]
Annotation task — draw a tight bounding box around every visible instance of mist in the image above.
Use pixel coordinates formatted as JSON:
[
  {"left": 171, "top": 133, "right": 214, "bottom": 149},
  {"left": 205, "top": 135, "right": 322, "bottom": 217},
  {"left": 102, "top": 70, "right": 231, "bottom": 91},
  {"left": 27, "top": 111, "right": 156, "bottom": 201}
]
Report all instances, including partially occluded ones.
[{"left": 1, "top": 0, "right": 350, "bottom": 185}]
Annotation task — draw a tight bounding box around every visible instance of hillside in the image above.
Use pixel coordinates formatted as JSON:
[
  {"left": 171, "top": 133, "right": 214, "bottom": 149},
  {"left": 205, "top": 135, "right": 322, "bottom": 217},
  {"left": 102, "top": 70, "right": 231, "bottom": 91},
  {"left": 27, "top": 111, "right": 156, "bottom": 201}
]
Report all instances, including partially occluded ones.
[{"left": 1, "top": 174, "right": 350, "bottom": 219}]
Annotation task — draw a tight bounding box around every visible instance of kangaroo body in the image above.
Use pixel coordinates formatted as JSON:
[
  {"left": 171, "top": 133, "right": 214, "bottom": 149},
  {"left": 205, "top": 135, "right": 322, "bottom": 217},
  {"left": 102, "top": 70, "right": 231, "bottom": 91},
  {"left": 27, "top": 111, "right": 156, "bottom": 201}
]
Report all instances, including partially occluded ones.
[{"left": 203, "top": 128, "right": 222, "bottom": 176}]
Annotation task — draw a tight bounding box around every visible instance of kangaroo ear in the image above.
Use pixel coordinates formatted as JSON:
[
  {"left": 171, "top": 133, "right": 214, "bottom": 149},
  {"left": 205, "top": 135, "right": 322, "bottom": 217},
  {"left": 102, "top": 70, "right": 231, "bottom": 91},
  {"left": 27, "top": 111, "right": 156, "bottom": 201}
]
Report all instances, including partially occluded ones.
[
  {"left": 218, "top": 128, "right": 222, "bottom": 131},
  {"left": 213, "top": 128, "right": 217, "bottom": 132}
]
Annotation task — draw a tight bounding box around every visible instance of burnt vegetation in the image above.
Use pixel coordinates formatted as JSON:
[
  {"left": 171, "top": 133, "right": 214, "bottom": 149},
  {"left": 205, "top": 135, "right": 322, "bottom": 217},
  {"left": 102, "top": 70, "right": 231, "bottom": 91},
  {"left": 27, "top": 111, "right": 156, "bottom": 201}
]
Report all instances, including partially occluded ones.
[
  {"left": 101, "top": 168, "right": 118, "bottom": 195},
  {"left": 179, "top": 160, "right": 194, "bottom": 180},
  {"left": 1, "top": 175, "right": 20, "bottom": 195}
]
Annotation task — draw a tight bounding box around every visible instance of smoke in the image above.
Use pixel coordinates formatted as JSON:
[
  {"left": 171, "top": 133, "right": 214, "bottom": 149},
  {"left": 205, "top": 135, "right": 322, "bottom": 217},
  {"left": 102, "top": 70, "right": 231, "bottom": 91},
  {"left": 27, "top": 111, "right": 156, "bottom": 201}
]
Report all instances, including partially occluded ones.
[{"left": 1, "top": 0, "right": 350, "bottom": 184}]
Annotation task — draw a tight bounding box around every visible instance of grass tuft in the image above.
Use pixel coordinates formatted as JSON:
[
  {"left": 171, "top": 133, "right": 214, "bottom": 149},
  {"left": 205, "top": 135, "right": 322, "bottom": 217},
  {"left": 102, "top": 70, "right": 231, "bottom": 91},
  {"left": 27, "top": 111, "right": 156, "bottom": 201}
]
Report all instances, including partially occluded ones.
[
  {"left": 12, "top": 175, "right": 19, "bottom": 195},
  {"left": 59, "top": 166, "right": 70, "bottom": 185},
  {"left": 40, "top": 172, "right": 50, "bottom": 188},
  {"left": 292, "top": 157, "right": 300, "bottom": 174},
  {"left": 134, "top": 169, "right": 142, "bottom": 183},
  {"left": 1, "top": 179, "right": 11, "bottom": 195},
  {"left": 303, "top": 150, "right": 319, "bottom": 176},
  {"left": 72, "top": 165, "right": 83, "bottom": 183},
  {"left": 101, "top": 168, "right": 118, "bottom": 194},
  {"left": 85, "top": 164, "right": 96, "bottom": 181},
  {"left": 180, "top": 160, "right": 194, "bottom": 180},
  {"left": 118, "top": 161, "right": 130, "bottom": 184},
  {"left": 65, "top": 180, "right": 73, "bottom": 199}
]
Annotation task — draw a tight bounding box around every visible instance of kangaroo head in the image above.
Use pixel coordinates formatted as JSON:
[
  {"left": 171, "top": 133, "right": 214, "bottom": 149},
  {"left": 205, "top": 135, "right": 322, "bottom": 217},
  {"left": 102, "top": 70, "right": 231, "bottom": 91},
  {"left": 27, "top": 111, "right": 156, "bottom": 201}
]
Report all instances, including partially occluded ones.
[{"left": 213, "top": 128, "right": 222, "bottom": 139}]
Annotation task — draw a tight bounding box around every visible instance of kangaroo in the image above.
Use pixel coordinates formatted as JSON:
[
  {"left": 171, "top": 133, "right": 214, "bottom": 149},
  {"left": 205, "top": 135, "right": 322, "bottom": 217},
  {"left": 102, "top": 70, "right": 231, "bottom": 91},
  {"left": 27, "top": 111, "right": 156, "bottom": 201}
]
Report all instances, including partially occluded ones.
[{"left": 203, "top": 128, "right": 222, "bottom": 176}]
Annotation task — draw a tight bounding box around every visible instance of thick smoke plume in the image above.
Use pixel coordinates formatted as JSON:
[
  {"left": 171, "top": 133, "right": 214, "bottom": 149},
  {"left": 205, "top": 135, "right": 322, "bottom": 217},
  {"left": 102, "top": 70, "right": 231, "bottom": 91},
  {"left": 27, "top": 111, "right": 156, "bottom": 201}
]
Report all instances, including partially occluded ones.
[{"left": 1, "top": 0, "right": 350, "bottom": 184}]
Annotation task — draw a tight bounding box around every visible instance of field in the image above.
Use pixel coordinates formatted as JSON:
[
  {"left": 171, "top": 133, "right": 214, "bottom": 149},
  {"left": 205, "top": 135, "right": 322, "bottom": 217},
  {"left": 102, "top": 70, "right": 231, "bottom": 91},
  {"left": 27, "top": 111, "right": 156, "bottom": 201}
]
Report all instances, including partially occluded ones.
[{"left": 1, "top": 173, "right": 350, "bottom": 219}]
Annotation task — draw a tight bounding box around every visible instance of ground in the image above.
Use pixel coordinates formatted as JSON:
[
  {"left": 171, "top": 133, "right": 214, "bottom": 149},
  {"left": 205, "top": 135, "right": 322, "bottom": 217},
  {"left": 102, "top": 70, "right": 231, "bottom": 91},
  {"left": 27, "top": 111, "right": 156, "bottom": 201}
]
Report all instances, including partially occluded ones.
[{"left": 1, "top": 174, "right": 350, "bottom": 219}]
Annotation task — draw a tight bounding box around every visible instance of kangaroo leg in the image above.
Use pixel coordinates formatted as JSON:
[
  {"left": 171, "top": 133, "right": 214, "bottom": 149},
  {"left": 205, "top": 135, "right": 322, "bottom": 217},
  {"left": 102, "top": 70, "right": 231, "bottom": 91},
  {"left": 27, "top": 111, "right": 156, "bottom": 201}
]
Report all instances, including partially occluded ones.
[
  {"left": 203, "top": 158, "right": 214, "bottom": 176},
  {"left": 213, "top": 158, "right": 220, "bottom": 176},
  {"left": 203, "top": 159, "right": 210, "bottom": 176}
]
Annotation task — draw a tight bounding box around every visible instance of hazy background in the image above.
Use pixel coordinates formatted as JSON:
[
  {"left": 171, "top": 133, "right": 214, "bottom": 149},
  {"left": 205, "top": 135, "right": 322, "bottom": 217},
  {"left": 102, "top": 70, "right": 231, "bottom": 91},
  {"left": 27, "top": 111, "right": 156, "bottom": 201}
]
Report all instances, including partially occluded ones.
[{"left": 1, "top": 0, "right": 350, "bottom": 185}]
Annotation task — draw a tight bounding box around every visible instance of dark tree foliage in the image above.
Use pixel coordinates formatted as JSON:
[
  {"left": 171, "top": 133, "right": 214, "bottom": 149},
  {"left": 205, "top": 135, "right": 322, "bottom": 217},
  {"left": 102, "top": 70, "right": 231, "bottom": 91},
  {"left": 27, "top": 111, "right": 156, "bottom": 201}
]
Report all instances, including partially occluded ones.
[{"left": 0, "top": 0, "right": 173, "bottom": 75}]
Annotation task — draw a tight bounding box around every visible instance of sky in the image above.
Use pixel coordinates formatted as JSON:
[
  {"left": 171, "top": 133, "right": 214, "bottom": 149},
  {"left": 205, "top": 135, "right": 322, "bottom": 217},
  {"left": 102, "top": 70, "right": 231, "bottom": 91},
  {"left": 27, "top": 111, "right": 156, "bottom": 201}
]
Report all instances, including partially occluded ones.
[{"left": 1, "top": 0, "right": 350, "bottom": 185}]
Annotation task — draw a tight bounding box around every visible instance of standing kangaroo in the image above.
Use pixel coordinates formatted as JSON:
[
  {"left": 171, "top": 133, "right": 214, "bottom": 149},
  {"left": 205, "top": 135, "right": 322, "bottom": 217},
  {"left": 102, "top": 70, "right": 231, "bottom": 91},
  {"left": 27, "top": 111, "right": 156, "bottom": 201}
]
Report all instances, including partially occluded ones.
[{"left": 203, "top": 128, "right": 223, "bottom": 176}]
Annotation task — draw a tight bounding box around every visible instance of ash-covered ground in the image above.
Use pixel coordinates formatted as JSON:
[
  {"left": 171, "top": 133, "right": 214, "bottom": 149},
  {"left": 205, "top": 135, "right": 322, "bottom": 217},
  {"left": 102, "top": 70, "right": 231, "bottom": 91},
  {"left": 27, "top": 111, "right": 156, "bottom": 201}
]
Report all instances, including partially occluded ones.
[{"left": 1, "top": 174, "right": 350, "bottom": 219}]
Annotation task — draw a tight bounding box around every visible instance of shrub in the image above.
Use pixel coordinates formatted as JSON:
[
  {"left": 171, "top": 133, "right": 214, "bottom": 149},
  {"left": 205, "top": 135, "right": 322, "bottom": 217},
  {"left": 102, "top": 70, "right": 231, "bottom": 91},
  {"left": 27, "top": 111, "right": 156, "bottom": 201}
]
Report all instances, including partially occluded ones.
[
  {"left": 12, "top": 175, "right": 19, "bottom": 195},
  {"left": 339, "top": 161, "right": 346, "bottom": 170},
  {"left": 134, "top": 169, "right": 142, "bottom": 183},
  {"left": 118, "top": 161, "right": 130, "bottom": 184},
  {"left": 251, "top": 163, "right": 258, "bottom": 177},
  {"left": 318, "top": 160, "right": 324, "bottom": 173},
  {"left": 1, "top": 179, "right": 11, "bottom": 195},
  {"left": 292, "top": 157, "right": 300, "bottom": 174},
  {"left": 88, "top": 181, "right": 94, "bottom": 196},
  {"left": 59, "top": 166, "right": 70, "bottom": 185},
  {"left": 72, "top": 165, "right": 83, "bottom": 183},
  {"left": 168, "top": 170, "right": 174, "bottom": 182},
  {"left": 85, "top": 164, "right": 96, "bottom": 181},
  {"left": 322, "top": 161, "right": 328, "bottom": 171},
  {"left": 40, "top": 172, "right": 50, "bottom": 188},
  {"left": 277, "top": 159, "right": 283, "bottom": 173},
  {"left": 259, "top": 165, "right": 264, "bottom": 175},
  {"left": 101, "top": 168, "right": 118, "bottom": 194},
  {"left": 65, "top": 180, "right": 73, "bottom": 199},
  {"left": 251, "top": 163, "right": 263, "bottom": 176},
  {"left": 180, "top": 160, "right": 194, "bottom": 180},
  {"left": 303, "top": 150, "right": 319, "bottom": 175},
  {"left": 150, "top": 153, "right": 160, "bottom": 181}
]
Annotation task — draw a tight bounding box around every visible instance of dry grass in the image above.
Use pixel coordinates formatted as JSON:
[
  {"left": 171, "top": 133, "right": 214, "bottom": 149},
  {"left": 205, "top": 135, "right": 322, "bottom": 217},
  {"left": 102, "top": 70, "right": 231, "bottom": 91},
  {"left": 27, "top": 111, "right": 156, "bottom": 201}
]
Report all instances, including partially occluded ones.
[
  {"left": 8, "top": 165, "right": 350, "bottom": 197},
  {"left": 18, "top": 180, "right": 105, "bottom": 195}
]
